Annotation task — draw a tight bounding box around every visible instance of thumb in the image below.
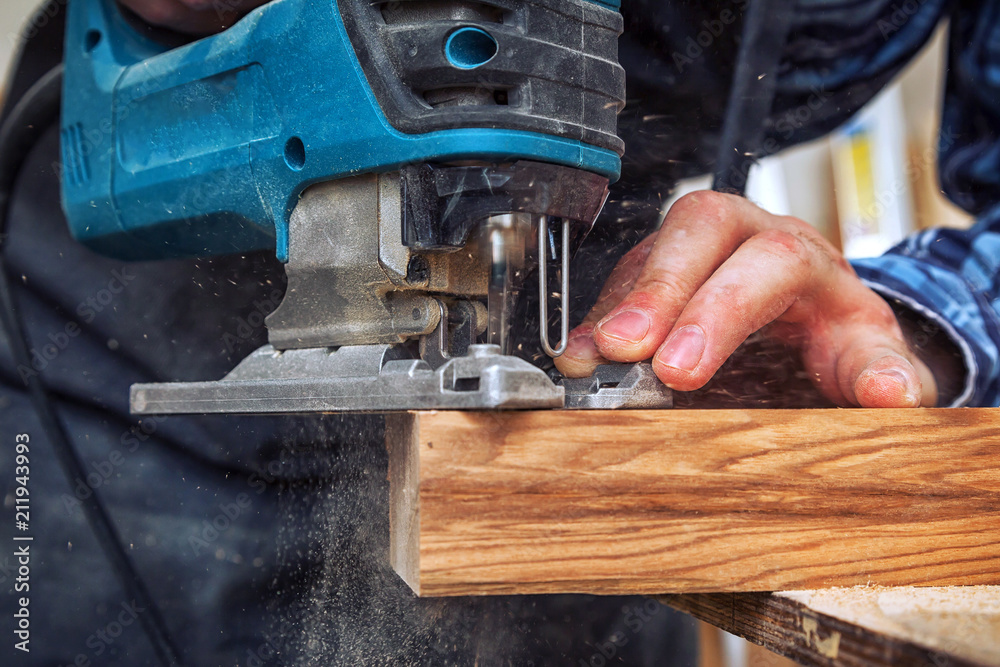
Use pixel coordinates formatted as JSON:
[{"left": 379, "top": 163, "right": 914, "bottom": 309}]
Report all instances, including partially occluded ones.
[{"left": 852, "top": 353, "right": 937, "bottom": 408}]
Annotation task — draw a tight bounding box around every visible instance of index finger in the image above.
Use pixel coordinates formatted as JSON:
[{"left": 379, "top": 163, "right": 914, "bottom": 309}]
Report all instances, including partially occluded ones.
[{"left": 592, "top": 191, "right": 774, "bottom": 362}]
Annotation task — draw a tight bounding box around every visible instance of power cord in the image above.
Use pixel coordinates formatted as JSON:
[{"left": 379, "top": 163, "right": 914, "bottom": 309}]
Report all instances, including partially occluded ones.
[{"left": 712, "top": 0, "right": 797, "bottom": 194}]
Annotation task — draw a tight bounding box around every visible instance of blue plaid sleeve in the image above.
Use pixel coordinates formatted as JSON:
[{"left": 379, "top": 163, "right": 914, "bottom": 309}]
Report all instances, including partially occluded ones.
[
  {"left": 850, "top": 0, "right": 1000, "bottom": 407},
  {"left": 852, "top": 209, "right": 1000, "bottom": 407}
]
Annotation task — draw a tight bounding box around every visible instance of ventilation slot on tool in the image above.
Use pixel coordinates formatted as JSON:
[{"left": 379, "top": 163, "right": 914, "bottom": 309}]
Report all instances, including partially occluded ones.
[
  {"left": 422, "top": 87, "right": 512, "bottom": 108},
  {"left": 61, "top": 124, "right": 91, "bottom": 186}
]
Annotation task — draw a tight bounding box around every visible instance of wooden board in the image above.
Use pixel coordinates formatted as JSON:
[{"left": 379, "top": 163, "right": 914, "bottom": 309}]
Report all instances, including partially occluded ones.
[
  {"left": 664, "top": 587, "right": 1000, "bottom": 667},
  {"left": 387, "top": 408, "right": 1000, "bottom": 597}
]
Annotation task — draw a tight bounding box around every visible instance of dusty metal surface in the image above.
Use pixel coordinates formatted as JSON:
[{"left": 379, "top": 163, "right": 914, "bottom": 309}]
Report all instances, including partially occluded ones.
[
  {"left": 560, "top": 363, "right": 674, "bottom": 410},
  {"left": 130, "top": 344, "right": 565, "bottom": 414},
  {"left": 130, "top": 345, "right": 672, "bottom": 415}
]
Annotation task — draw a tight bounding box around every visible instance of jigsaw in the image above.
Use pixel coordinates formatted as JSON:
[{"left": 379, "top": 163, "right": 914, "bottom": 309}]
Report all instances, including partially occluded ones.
[{"left": 60, "top": 0, "right": 673, "bottom": 413}]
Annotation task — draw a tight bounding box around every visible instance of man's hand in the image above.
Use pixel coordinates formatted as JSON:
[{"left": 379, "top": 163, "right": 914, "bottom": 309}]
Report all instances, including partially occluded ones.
[
  {"left": 118, "top": 0, "right": 270, "bottom": 35},
  {"left": 555, "top": 191, "right": 938, "bottom": 408}
]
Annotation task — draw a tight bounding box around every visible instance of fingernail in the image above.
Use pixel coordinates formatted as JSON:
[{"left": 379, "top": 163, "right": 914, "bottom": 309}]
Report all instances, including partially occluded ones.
[
  {"left": 876, "top": 368, "right": 908, "bottom": 387},
  {"left": 564, "top": 332, "right": 599, "bottom": 360},
  {"left": 598, "top": 309, "right": 650, "bottom": 343},
  {"left": 874, "top": 367, "right": 920, "bottom": 405},
  {"left": 656, "top": 325, "right": 705, "bottom": 373}
]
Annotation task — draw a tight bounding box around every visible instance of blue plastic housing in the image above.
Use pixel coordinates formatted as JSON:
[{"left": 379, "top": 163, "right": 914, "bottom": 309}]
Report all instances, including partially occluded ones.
[{"left": 60, "top": 0, "right": 622, "bottom": 261}]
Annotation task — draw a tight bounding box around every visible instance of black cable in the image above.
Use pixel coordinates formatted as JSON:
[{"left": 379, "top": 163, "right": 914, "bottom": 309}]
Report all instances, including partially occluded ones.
[
  {"left": 0, "top": 67, "right": 183, "bottom": 666},
  {"left": 712, "top": 0, "right": 798, "bottom": 194},
  {"left": 0, "top": 65, "right": 62, "bottom": 233}
]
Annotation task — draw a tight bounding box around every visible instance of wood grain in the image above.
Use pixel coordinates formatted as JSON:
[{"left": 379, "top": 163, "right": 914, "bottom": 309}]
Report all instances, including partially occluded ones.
[
  {"left": 387, "top": 408, "right": 1000, "bottom": 597},
  {"left": 664, "top": 588, "right": 1000, "bottom": 667}
]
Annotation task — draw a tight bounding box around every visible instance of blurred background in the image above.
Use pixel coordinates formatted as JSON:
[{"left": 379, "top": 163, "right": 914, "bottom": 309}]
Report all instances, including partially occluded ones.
[
  {"left": 663, "top": 22, "right": 974, "bottom": 260},
  {"left": 0, "top": 0, "right": 46, "bottom": 83},
  {"left": 0, "top": 3, "right": 974, "bottom": 667}
]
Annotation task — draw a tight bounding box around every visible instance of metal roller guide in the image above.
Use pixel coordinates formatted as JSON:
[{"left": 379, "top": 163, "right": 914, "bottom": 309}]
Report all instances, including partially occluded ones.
[{"left": 538, "top": 215, "right": 570, "bottom": 358}]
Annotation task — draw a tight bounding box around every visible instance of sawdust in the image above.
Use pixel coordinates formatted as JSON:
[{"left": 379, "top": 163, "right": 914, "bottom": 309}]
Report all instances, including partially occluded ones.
[
  {"left": 676, "top": 332, "right": 836, "bottom": 409},
  {"left": 265, "top": 416, "right": 526, "bottom": 666}
]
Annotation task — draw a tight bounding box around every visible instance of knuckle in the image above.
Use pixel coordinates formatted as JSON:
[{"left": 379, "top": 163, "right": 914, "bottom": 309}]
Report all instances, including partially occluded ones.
[
  {"left": 753, "top": 228, "right": 810, "bottom": 264},
  {"left": 776, "top": 215, "right": 815, "bottom": 234},
  {"left": 780, "top": 218, "right": 853, "bottom": 271},
  {"left": 633, "top": 272, "right": 690, "bottom": 307},
  {"left": 666, "top": 190, "right": 739, "bottom": 228}
]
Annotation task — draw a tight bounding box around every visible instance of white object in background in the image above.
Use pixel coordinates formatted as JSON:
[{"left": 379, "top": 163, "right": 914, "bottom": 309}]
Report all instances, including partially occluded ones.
[
  {"left": 830, "top": 83, "right": 916, "bottom": 259},
  {"left": 661, "top": 157, "right": 793, "bottom": 224},
  {"left": 746, "top": 155, "right": 792, "bottom": 217},
  {"left": 662, "top": 174, "right": 713, "bottom": 216},
  {"left": 722, "top": 630, "right": 749, "bottom": 667},
  {"left": 0, "top": 0, "right": 50, "bottom": 88}
]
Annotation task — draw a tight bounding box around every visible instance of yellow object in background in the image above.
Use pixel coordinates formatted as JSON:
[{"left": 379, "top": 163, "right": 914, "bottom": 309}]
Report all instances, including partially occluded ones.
[
  {"left": 849, "top": 128, "right": 876, "bottom": 229},
  {"left": 831, "top": 84, "right": 917, "bottom": 259}
]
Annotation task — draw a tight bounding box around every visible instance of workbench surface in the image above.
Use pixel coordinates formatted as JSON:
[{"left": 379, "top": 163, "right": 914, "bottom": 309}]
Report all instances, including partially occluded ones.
[{"left": 665, "top": 586, "right": 1000, "bottom": 666}]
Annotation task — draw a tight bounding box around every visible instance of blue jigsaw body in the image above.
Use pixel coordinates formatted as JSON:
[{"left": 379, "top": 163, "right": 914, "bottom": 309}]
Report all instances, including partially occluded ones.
[{"left": 61, "top": 0, "right": 624, "bottom": 262}]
